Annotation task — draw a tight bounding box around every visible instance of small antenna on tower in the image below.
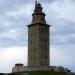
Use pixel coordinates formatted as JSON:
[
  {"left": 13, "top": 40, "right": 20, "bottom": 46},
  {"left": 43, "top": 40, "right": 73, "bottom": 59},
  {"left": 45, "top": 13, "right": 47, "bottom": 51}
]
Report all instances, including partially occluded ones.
[{"left": 35, "top": 0, "right": 37, "bottom": 6}]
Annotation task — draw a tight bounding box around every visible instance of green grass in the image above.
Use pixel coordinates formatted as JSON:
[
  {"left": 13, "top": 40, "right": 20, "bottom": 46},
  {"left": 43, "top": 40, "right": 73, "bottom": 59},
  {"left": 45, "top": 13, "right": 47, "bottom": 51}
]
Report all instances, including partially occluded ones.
[
  {"left": 28, "top": 71, "right": 67, "bottom": 75},
  {"left": 6, "top": 71, "right": 69, "bottom": 75}
]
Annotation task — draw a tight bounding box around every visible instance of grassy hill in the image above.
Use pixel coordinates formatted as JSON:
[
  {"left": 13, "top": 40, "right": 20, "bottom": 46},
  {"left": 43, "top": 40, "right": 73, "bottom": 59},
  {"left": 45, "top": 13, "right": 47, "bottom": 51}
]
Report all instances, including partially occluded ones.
[
  {"left": 29, "top": 71, "right": 67, "bottom": 75},
  {"left": 7, "top": 71, "right": 70, "bottom": 75},
  {"left": 0, "top": 71, "right": 72, "bottom": 75}
]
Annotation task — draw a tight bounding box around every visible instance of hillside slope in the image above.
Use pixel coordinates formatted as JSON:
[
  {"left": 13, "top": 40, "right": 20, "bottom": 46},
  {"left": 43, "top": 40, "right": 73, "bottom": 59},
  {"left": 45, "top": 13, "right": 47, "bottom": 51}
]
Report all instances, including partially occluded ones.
[
  {"left": 9, "top": 71, "right": 71, "bottom": 75},
  {"left": 0, "top": 71, "right": 72, "bottom": 75}
]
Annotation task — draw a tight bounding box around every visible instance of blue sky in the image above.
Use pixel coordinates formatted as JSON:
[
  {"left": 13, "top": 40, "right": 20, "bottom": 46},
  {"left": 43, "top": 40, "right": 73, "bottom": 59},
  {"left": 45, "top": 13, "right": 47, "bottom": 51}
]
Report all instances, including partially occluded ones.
[{"left": 0, "top": 0, "right": 75, "bottom": 73}]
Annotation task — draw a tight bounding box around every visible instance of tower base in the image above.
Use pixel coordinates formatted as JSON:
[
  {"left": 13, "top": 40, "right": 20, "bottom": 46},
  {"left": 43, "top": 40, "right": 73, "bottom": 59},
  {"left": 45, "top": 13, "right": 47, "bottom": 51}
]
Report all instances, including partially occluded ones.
[{"left": 12, "top": 64, "right": 69, "bottom": 73}]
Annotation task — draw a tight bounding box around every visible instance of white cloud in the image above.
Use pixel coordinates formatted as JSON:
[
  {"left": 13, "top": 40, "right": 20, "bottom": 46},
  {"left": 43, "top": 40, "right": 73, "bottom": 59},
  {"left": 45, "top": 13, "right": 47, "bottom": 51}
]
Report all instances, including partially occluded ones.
[
  {"left": 6, "top": 4, "right": 33, "bottom": 18},
  {"left": 50, "top": 45, "right": 75, "bottom": 71},
  {"left": 0, "top": 27, "right": 25, "bottom": 39},
  {"left": 0, "top": 0, "right": 7, "bottom": 4},
  {"left": 0, "top": 15, "right": 11, "bottom": 26},
  {"left": 50, "top": 0, "right": 75, "bottom": 22},
  {"left": 51, "top": 35, "right": 69, "bottom": 44},
  {"left": 0, "top": 46, "right": 27, "bottom": 73},
  {"left": 51, "top": 33, "right": 75, "bottom": 45}
]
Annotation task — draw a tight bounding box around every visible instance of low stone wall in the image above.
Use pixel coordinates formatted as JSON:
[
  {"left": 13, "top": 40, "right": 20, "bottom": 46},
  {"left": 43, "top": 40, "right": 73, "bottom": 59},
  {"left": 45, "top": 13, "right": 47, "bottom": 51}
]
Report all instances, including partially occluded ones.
[{"left": 12, "top": 66, "right": 69, "bottom": 73}]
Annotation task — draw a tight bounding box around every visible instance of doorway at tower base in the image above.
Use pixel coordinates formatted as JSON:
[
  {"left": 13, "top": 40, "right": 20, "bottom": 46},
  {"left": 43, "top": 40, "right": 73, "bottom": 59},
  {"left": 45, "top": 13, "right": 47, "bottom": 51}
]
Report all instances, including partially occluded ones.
[{"left": 12, "top": 64, "right": 70, "bottom": 73}]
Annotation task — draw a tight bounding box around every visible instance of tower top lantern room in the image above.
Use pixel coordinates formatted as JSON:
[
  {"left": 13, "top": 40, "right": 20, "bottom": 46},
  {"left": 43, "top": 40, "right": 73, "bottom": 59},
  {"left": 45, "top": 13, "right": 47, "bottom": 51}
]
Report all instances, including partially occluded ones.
[{"left": 31, "top": 1, "right": 47, "bottom": 24}]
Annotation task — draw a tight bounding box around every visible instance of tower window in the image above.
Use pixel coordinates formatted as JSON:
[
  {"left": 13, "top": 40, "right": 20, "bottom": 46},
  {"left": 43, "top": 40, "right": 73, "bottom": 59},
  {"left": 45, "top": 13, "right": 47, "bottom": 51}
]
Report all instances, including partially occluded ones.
[
  {"left": 40, "top": 38, "right": 43, "bottom": 41},
  {"left": 34, "top": 48, "right": 36, "bottom": 52},
  {"left": 30, "top": 33, "right": 32, "bottom": 36},
  {"left": 44, "top": 38, "right": 48, "bottom": 42},
  {"left": 40, "top": 30, "right": 43, "bottom": 33},
  {"left": 45, "top": 56, "right": 47, "bottom": 59},
  {"left": 40, "top": 63, "right": 44, "bottom": 66},
  {"left": 34, "top": 57, "right": 36, "bottom": 61}
]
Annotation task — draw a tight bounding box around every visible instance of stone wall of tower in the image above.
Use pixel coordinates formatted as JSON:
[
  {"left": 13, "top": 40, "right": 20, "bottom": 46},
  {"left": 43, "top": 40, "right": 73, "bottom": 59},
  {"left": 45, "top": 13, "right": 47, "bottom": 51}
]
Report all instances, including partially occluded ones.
[
  {"left": 28, "top": 1, "right": 50, "bottom": 68},
  {"left": 28, "top": 24, "right": 40, "bottom": 67},
  {"left": 37, "top": 24, "right": 50, "bottom": 67},
  {"left": 28, "top": 24, "right": 50, "bottom": 67}
]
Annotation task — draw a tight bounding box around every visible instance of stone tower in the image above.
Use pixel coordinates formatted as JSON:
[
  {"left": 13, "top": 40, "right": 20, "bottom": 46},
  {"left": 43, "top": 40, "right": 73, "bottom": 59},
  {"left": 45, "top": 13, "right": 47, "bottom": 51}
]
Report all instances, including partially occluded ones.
[
  {"left": 28, "top": 1, "right": 50, "bottom": 68},
  {"left": 12, "top": 1, "right": 70, "bottom": 72}
]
